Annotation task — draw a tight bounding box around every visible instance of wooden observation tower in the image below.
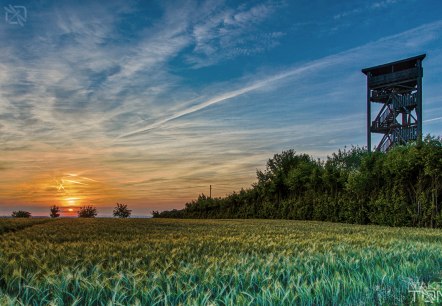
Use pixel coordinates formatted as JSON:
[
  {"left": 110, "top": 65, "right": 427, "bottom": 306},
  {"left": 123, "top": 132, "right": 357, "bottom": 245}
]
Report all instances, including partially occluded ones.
[{"left": 362, "top": 54, "right": 426, "bottom": 152}]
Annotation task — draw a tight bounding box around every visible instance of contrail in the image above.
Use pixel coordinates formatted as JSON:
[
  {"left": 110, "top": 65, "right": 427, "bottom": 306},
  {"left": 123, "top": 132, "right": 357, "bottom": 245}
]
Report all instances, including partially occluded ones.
[
  {"left": 66, "top": 173, "right": 99, "bottom": 182},
  {"left": 80, "top": 176, "right": 99, "bottom": 182},
  {"left": 424, "top": 117, "right": 442, "bottom": 123},
  {"left": 117, "top": 60, "right": 330, "bottom": 139},
  {"left": 64, "top": 179, "right": 87, "bottom": 185}
]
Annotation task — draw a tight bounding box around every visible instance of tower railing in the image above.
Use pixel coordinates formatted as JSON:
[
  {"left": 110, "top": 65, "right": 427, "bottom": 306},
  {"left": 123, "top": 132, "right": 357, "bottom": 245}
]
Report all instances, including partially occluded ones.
[
  {"left": 371, "top": 104, "right": 394, "bottom": 130},
  {"left": 391, "top": 93, "right": 417, "bottom": 109}
]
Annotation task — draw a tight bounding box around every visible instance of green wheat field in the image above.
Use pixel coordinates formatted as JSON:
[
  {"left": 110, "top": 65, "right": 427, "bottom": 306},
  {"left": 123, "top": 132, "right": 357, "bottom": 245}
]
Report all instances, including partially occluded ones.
[{"left": 0, "top": 218, "right": 441, "bottom": 305}]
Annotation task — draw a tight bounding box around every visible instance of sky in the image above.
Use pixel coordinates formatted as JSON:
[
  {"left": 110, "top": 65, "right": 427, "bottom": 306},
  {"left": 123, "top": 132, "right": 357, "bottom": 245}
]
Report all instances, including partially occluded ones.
[{"left": 0, "top": 0, "right": 441, "bottom": 216}]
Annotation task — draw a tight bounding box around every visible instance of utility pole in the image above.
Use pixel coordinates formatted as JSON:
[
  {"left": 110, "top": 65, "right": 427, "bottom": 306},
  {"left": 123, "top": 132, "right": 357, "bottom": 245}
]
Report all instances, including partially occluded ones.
[{"left": 209, "top": 185, "right": 212, "bottom": 198}]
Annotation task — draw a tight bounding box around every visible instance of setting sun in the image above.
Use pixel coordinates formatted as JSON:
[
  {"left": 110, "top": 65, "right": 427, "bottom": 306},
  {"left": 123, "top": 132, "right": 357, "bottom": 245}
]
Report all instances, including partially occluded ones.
[{"left": 68, "top": 208, "right": 73, "bottom": 212}]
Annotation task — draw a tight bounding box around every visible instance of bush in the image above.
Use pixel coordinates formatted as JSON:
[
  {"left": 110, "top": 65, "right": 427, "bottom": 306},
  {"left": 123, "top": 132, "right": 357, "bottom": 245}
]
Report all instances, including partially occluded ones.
[
  {"left": 12, "top": 210, "right": 31, "bottom": 218},
  {"left": 113, "top": 203, "right": 131, "bottom": 218},
  {"left": 49, "top": 205, "right": 60, "bottom": 218},
  {"left": 78, "top": 206, "right": 97, "bottom": 218}
]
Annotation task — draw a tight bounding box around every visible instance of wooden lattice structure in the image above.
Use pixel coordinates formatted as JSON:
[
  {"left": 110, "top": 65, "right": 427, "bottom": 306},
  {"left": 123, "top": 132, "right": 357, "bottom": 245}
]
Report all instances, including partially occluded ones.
[{"left": 362, "top": 54, "right": 425, "bottom": 152}]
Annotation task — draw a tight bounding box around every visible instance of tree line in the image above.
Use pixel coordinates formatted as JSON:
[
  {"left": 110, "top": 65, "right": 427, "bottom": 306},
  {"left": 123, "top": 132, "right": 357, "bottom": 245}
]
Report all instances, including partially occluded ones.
[
  {"left": 11, "top": 203, "right": 132, "bottom": 218},
  {"left": 154, "top": 135, "right": 442, "bottom": 228}
]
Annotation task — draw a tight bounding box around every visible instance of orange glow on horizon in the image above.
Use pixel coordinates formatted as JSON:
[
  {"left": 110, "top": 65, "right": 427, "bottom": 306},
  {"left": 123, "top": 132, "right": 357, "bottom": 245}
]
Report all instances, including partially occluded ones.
[{"left": 0, "top": 158, "right": 253, "bottom": 216}]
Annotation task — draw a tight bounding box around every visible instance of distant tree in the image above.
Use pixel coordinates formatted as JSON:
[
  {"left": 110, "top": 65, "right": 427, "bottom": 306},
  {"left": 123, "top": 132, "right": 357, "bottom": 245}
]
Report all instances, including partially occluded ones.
[
  {"left": 12, "top": 210, "right": 31, "bottom": 218},
  {"left": 78, "top": 206, "right": 97, "bottom": 218},
  {"left": 49, "top": 205, "right": 60, "bottom": 218},
  {"left": 152, "top": 211, "right": 160, "bottom": 218},
  {"left": 153, "top": 209, "right": 185, "bottom": 218},
  {"left": 113, "top": 203, "right": 131, "bottom": 218}
]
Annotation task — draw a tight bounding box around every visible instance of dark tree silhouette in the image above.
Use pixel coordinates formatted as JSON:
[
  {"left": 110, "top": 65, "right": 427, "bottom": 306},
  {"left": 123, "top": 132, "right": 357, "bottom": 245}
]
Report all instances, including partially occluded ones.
[
  {"left": 12, "top": 210, "right": 31, "bottom": 218},
  {"left": 113, "top": 203, "right": 131, "bottom": 218},
  {"left": 151, "top": 211, "right": 160, "bottom": 218},
  {"left": 78, "top": 206, "right": 97, "bottom": 218},
  {"left": 154, "top": 135, "right": 442, "bottom": 228},
  {"left": 50, "top": 205, "right": 60, "bottom": 218}
]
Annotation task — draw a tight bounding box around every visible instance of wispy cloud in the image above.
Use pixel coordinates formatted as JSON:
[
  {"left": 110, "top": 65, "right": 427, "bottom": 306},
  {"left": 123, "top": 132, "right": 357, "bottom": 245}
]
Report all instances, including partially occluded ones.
[
  {"left": 334, "top": 0, "right": 401, "bottom": 20},
  {"left": 185, "top": 1, "right": 285, "bottom": 67}
]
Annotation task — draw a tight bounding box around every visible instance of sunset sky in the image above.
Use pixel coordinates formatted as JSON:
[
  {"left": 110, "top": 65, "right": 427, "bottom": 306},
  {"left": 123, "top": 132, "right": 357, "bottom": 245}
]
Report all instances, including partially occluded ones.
[{"left": 1, "top": 0, "right": 442, "bottom": 216}]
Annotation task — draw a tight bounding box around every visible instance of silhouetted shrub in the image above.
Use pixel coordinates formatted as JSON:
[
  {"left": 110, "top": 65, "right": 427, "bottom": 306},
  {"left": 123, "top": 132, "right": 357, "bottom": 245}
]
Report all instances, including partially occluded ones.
[
  {"left": 50, "top": 205, "right": 60, "bottom": 218},
  {"left": 113, "top": 203, "right": 131, "bottom": 218},
  {"left": 78, "top": 206, "right": 97, "bottom": 218},
  {"left": 12, "top": 210, "right": 31, "bottom": 218}
]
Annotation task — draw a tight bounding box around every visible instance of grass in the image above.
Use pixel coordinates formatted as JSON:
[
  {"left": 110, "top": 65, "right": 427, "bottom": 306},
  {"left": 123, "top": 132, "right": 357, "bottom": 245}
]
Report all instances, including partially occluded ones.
[
  {"left": 0, "top": 218, "right": 441, "bottom": 305},
  {"left": 0, "top": 218, "right": 53, "bottom": 234}
]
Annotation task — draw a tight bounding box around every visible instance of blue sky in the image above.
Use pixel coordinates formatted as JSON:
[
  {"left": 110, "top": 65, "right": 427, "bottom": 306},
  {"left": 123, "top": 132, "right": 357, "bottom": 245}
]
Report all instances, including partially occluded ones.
[{"left": 0, "top": 0, "right": 441, "bottom": 216}]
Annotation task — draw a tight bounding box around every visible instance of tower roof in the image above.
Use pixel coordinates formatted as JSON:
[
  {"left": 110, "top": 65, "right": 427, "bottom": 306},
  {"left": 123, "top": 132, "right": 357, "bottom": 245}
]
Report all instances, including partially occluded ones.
[{"left": 362, "top": 54, "right": 426, "bottom": 76}]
